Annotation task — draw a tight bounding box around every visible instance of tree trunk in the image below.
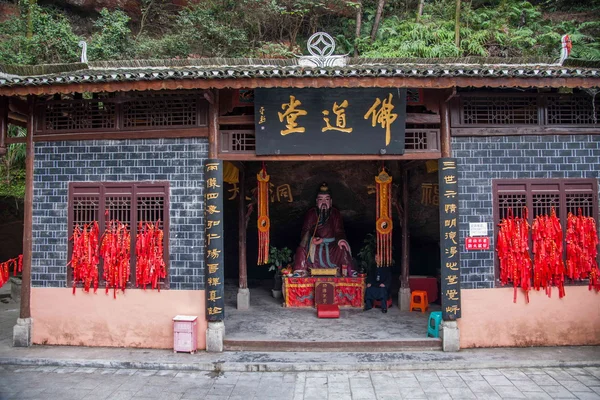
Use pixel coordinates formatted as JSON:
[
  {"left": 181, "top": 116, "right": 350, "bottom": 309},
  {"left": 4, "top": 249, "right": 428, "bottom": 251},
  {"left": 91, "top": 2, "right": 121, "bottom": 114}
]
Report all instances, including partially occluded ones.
[
  {"left": 354, "top": 0, "right": 362, "bottom": 57},
  {"left": 370, "top": 0, "right": 386, "bottom": 42},
  {"left": 26, "top": 0, "right": 36, "bottom": 39},
  {"left": 454, "top": 0, "right": 461, "bottom": 49},
  {"left": 416, "top": 0, "right": 425, "bottom": 23}
]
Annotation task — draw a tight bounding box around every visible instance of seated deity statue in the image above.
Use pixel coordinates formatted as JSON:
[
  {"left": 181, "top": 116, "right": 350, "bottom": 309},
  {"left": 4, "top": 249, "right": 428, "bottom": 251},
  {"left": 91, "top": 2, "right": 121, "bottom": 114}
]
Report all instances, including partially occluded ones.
[{"left": 293, "top": 182, "right": 353, "bottom": 276}]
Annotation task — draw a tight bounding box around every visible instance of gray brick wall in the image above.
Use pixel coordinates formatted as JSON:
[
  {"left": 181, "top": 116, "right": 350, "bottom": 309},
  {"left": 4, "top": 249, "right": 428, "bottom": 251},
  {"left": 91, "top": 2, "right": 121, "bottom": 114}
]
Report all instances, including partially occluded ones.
[
  {"left": 453, "top": 134, "right": 600, "bottom": 290},
  {"left": 32, "top": 137, "right": 208, "bottom": 290}
]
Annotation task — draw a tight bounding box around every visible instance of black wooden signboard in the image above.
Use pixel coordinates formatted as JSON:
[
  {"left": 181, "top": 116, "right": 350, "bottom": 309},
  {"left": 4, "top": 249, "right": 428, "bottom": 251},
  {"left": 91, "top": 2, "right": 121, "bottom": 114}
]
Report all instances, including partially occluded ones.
[
  {"left": 205, "top": 159, "right": 225, "bottom": 322},
  {"left": 254, "top": 88, "right": 406, "bottom": 155},
  {"left": 439, "top": 158, "right": 461, "bottom": 320}
]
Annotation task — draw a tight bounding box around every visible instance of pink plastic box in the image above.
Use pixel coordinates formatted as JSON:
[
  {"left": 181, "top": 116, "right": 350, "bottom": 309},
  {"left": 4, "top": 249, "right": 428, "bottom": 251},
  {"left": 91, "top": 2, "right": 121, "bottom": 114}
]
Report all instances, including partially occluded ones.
[{"left": 173, "top": 315, "right": 198, "bottom": 354}]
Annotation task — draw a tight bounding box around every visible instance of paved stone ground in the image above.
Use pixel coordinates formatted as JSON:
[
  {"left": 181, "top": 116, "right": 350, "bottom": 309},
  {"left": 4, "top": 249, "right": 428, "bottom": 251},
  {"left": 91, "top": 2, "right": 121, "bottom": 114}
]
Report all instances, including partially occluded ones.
[
  {"left": 223, "top": 283, "right": 442, "bottom": 341},
  {"left": 1, "top": 365, "right": 600, "bottom": 400}
]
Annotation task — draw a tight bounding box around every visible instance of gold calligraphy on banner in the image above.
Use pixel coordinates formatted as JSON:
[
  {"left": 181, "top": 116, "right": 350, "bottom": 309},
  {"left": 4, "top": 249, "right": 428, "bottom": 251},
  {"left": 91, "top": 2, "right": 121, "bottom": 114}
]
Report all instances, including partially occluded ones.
[
  {"left": 421, "top": 183, "right": 439, "bottom": 206},
  {"left": 227, "top": 182, "right": 294, "bottom": 203},
  {"left": 322, "top": 100, "right": 353, "bottom": 133},
  {"left": 278, "top": 95, "right": 307, "bottom": 135},
  {"left": 364, "top": 93, "right": 398, "bottom": 146}
]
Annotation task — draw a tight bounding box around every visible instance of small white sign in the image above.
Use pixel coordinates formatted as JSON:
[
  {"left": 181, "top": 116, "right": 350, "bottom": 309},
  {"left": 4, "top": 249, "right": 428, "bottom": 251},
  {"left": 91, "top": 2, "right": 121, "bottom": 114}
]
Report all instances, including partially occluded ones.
[{"left": 469, "top": 222, "right": 488, "bottom": 237}]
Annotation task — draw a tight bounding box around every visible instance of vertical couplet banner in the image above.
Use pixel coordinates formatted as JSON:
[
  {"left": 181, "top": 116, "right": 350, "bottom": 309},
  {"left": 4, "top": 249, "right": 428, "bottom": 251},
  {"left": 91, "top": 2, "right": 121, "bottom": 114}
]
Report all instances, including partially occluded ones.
[
  {"left": 438, "top": 158, "right": 461, "bottom": 320},
  {"left": 205, "top": 159, "right": 225, "bottom": 322}
]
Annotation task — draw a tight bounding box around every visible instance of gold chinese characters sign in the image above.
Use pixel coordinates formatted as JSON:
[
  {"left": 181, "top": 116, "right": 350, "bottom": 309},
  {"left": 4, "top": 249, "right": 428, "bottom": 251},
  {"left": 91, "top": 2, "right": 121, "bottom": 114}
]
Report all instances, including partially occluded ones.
[
  {"left": 205, "top": 159, "right": 225, "bottom": 322},
  {"left": 254, "top": 88, "right": 407, "bottom": 155},
  {"left": 438, "top": 158, "right": 461, "bottom": 320}
]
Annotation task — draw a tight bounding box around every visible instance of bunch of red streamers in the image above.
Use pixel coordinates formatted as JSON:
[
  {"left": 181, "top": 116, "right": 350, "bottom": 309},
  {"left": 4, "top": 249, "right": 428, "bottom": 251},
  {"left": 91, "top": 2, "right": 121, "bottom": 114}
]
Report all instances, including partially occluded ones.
[
  {"left": 532, "top": 208, "right": 565, "bottom": 298},
  {"left": 136, "top": 220, "right": 166, "bottom": 290},
  {"left": 566, "top": 209, "right": 600, "bottom": 292},
  {"left": 497, "top": 207, "right": 532, "bottom": 303},
  {"left": 68, "top": 222, "right": 100, "bottom": 294},
  {"left": 100, "top": 220, "right": 131, "bottom": 298},
  {"left": 0, "top": 255, "right": 22, "bottom": 289}
]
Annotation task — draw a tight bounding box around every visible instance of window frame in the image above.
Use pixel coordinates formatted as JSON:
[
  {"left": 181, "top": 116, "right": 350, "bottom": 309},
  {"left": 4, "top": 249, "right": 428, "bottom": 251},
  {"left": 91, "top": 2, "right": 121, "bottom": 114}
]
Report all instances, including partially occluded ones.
[
  {"left": 492, "top": 178, "right": 599, "bottom": 284},
  {"left": 67, "top": 181, "right": 170, "bottom": 289}
]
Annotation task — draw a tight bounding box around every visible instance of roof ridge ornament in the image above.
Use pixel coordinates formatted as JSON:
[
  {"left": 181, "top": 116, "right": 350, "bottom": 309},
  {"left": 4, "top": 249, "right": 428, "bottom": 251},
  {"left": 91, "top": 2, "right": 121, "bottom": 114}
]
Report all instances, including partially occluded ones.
[
  {"left": 298, "top": 32, "right": 347, "bottom": 68},
  {"left": 558, "top": 34, "right": 571, "bottom": 66},
  {"left": 79, "top": 41, "right": 88, "bottom": 63}
]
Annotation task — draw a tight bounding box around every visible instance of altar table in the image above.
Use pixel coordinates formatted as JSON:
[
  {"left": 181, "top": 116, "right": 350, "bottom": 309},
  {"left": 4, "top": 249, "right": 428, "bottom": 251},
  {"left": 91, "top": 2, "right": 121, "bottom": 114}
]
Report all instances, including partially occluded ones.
[
  {"left": 409, "top": 275, "right": 438, "bottom": 303},
  {"left": 283, "top": 277, "right": 365, "bottom": 308}
]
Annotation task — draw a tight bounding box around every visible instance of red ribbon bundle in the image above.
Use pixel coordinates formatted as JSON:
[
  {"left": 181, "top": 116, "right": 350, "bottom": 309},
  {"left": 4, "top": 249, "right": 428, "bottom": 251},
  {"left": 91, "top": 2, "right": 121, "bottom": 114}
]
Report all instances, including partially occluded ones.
[
  {"left": 532, "top": 208, "right": 565, "bottom": 298},
  {"left": 566, "top": 210, "right": 600, "bottom": 292},
  {"left": 497, "top": 207, "right": 532, "bottom": 303},
  {"left": 0, "top": 255, "right": 22, "bottom": 289},
  {"left": 135, "top": 220, "right": 166, "bottom": 290},
  {"left": 68, "top": 222, "right": 100, "bottom": 294},
  {"left": 100, "top": 220, "right": 131, "bottom": 298}
]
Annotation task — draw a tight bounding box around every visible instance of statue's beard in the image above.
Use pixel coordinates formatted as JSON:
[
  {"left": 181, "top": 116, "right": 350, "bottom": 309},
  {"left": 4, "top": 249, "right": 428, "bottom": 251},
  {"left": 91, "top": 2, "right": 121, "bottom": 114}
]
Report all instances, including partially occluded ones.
[{"left": 319, "top": 206, "right": 330, "bottom": 224}]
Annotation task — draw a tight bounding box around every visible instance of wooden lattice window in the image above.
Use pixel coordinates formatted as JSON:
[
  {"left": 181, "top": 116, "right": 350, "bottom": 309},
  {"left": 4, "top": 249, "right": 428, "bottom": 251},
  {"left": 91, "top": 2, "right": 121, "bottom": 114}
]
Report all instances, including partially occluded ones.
[
  {"left": 122, "top": 93, "right": 205, "bottom": 129},
  {"left": 545, "top": 95, "right": 600, "bottom": 125},
  {"left": 42, "top": 100, "right": 116, "bottom": 132},
  {"left": 493, "top": 179, "right": 599, "bottom": 279},
  {"left": 460, "top": 95, "right": 539, "bottom": 126},
  {"left": 68, "top": 182, "right": 170, "bottom": 287},
  {"left": 35, "top": 90, "right": 208, "bottom": 135}
]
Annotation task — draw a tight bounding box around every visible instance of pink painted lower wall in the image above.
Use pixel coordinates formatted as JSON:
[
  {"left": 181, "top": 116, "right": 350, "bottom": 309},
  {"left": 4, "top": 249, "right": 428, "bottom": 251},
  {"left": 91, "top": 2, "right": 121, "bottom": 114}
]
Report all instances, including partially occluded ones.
[
  {"left": 458, "top": 287, "right": 600, "bottom": 348},
  {"left": 31, "top": 288, "right": 207, "bottom": 349}
]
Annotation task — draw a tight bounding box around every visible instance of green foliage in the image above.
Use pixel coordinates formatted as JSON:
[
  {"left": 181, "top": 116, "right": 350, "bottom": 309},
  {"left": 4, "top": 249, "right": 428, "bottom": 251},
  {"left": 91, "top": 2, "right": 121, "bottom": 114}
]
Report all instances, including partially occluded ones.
[
  {"left": 0, "top": 0, "right": 598, "bottom": 64},
  {"left": 268, "top": 245, "right": 293, "bottom": 273},
  {"left": 358, "top": 0, "right": 600, "bottom": 60},
  {"left": 0, "top": 126, "right": 26, "bottom": 199},
  {"left": 88, "top": 8, "right": 133, "bottom": 60},
  {"left": 0, "top": 2, "right": 80, "bottom": 65}
]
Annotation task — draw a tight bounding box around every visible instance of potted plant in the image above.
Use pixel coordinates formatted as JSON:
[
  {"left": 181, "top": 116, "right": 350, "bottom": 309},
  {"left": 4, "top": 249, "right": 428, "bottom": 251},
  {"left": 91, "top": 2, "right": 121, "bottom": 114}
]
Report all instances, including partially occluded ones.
[
  {"left": 357, "top": 232, "right": 395, "bottom": 277},
  {"left": 357, "top": 233, "right": 377, "bottom": 278},
  {"left": 268, "top": 245, "right": 292, "bottom": 298}
]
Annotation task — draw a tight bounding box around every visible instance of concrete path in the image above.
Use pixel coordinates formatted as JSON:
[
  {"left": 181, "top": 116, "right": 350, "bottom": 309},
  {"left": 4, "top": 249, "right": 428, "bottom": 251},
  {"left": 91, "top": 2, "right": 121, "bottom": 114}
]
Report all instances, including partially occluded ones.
[{"left": 1, "top": 365, "right": 600, "bottom": 399}]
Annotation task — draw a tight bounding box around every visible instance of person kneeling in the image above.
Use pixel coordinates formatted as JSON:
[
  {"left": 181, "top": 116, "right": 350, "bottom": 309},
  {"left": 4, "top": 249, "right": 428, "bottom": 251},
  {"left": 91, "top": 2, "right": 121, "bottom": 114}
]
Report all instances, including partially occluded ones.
[{"left": 364, "top": 267, "right": 391, "bottom": 313}]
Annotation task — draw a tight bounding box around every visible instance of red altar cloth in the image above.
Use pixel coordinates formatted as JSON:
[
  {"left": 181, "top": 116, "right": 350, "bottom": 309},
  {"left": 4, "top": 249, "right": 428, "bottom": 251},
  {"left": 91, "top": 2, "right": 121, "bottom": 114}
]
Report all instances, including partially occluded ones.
[
  {"left": 409, "top": 275, "right": 438, "bottom": 303},
  {"left": 283, "top": 277, "right": 365, "bottom": 308}
]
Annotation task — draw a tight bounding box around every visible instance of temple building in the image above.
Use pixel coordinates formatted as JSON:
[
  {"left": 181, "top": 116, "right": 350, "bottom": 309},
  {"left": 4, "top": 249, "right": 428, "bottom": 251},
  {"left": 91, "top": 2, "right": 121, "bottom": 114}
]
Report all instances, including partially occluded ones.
[{"left": 1, "top": 36, "right": 599, "bottom": 351}]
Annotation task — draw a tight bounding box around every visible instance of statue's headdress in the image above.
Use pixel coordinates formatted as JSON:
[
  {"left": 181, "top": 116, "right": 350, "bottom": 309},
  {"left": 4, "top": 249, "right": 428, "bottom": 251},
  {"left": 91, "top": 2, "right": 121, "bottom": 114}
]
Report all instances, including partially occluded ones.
[{"left": 316, "top": 182, "right": 331, "bottom": 197}]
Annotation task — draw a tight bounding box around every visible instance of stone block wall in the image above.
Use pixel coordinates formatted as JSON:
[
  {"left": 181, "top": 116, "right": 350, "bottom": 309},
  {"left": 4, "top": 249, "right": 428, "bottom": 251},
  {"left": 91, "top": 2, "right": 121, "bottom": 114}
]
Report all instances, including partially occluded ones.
[
  {"left": 453, "top": 134, "right": 600, "bottom": 289},
  {"left": 31, "top": 137, "right": 208, "bottom": 290}
]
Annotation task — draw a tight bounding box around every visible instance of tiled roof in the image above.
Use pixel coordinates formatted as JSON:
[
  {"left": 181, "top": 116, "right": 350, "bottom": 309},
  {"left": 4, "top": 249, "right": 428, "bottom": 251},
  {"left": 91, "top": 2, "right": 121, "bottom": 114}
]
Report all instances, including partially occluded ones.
[{"left": 1, "top": 57, "right": 599, "bottom": 89}]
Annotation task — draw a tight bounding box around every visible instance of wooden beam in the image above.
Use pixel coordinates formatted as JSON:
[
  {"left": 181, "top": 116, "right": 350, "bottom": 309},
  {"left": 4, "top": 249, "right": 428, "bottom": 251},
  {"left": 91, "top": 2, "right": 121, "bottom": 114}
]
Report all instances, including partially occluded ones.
[
  {"left": 8, "top": 97, "right": 28, "bottom": 115},
  {"left": 406, "top": 113, "right": 440, "bottom": 124},
  {"left": 5, "top": 127, "right": 208, "bottom": 144},
  {"left": 0, "top": 97, "right": 7, "bottom": 155},
  {"left": 401, "top": 167, "right": 409, "bottom": 288},
  {"left": 2, "top": 76, "right": 599, "bottom": 97},
  {"left": 8, "top": 111, "right": 27, "bottom": 123},
  {"left": 208, "top": 89, "right": 219, "bottom": 159},
  {"left": 452, "top": 127, "right": 600, "bottom": 136},
  {"left": 440, "top": 101, "right": 451, "bottom": 158},
  {"left": 20, "top": 96, "right": 34, "bottom": 320},
  {"left": 238, "top": 166, "right": 247, "bottom": 290},
  {"left": 218, "top": 152, "right": 442, "bottom": 162},
  {"left": 219, "top": 115, "right": 254, "bottom": 125}
]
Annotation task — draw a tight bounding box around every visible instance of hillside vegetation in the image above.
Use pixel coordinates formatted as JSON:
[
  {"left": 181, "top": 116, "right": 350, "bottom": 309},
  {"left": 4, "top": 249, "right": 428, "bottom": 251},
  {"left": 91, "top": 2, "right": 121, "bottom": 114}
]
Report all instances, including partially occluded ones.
[{"left": 0, "top": 0, "right": 599, "bottom": 65}]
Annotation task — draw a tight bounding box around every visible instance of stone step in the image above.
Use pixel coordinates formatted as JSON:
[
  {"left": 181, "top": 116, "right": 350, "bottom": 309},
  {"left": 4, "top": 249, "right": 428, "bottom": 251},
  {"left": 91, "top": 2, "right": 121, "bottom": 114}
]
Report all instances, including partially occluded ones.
[{"left": 223, "top": 338, "right": 442, "bottom": 352}]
